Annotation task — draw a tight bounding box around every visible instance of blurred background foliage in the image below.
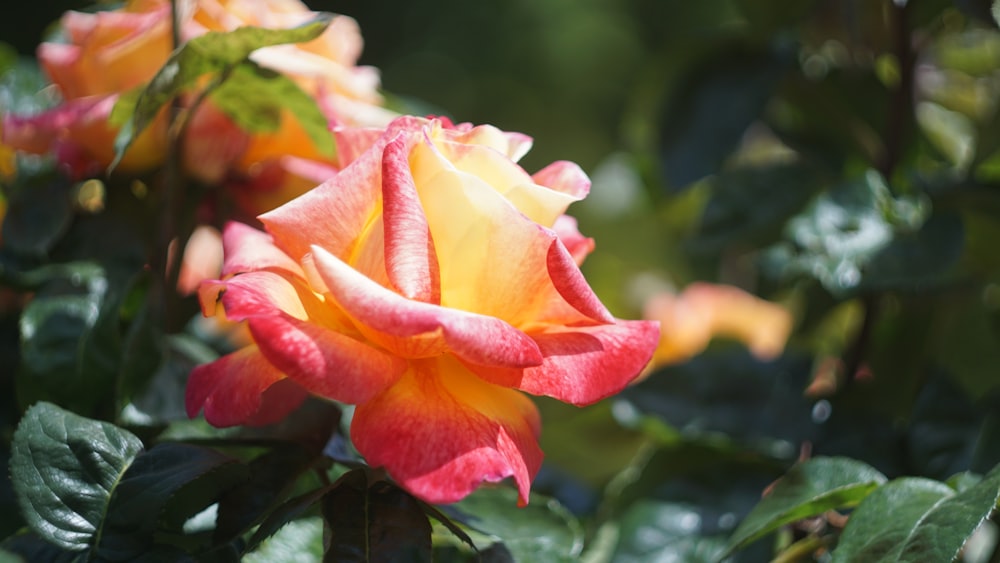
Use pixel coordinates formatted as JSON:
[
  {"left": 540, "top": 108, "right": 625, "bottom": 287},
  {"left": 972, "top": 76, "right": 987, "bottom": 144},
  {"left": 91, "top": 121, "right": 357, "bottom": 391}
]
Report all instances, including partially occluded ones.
[{"left": 6, "top": 0, "right": 1000, "bottom": 561}]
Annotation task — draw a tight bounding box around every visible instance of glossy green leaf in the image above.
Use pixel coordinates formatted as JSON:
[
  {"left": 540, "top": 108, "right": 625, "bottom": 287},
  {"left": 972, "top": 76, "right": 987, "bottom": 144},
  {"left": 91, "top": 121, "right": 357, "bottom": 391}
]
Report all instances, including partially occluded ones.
[
  {"left": 0, "top": 54, "right": 56, "bottom": 115},
  {"left": 618, "top": 351, "right": 816, "bottom": 450},
  {"left": 906, "top": 375, "right": 981, "bottom": 480},
  {"left": 898, "top": 463, "right": 1000, "bottom": 562},
  {"left": 112, "top": 14, "right": 333, "bottom": 168},
  {"left": 690, "top": 161, "right": 830, "bottom": 253},
  {"left": 209, "top": 62, "right": 334, "bottom": 156},
  {"left": 449, "top": 486, "right": 583, "bottom": 562},
  {"left": 832, "top": 478, "right": 953, "bottom": 562},
  {"left": 762, "top": 170, "right": 930, "bottom": 296},
  {"left": 322, "top": 470, "right": 432, "bottom": 562},
  {"left": 659, "top": 47, "right": 788, "bottom": 190},
  {"left": 116, "top": 274, "right": 165, "bottom": 406},
  {"left": 9, "top": 402, "right": 144, "bottom": 551},
  {"left": 612, "top": 501, "right": 729, "bottom": 562},
  {"left": 245, "top": 485, "right": 332, "bottom": 555},
  {"left": 244, "top": 517, "right": 323, "bottom": 563},
  {"left": 95, "top": 442, "right": 241, "bottom": 560},
  {"left": 214, "top": 444, "right": 317, "bottom": 543},
  {"left": 0, "top": 171, "right": 73, "bottom": 258},
  {"left": 722, "top": 457, "right": 887, "bottom": 557},
  {"left": 0, "top": 530, "right": 83, "bottom": 563},
  {"left": 15, "top": 262, "right": 114, "bottom": 416}
]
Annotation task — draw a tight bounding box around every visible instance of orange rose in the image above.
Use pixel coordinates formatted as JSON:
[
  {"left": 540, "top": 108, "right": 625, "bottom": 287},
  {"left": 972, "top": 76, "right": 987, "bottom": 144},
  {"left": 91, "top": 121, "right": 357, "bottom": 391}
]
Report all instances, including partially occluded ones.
[{"left": 641, "top": 282, "right": 793, "bottom": 374}]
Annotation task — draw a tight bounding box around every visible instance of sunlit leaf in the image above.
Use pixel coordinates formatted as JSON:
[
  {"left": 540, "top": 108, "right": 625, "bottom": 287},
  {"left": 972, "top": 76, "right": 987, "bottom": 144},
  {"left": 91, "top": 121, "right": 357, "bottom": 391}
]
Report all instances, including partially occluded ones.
[
  {"left": 612, "top": 501, "right": 729, "bottom": 562},
  {"left": 209, "top": 62, "right": 334, "bottom": 156},
  {"left": 244, "top": 517, "right": 323, "bottom": 563},
  {"left": 9, "top": 402, "right": 144, "bottom": 551},
  {"left": 896, "top": 463, "right": 1000, "bottom": 562},
  {"left": 722, "top": 457, "right": 887, "bottom": 557},
  {"left": 447, "top": 486, "right": 583, "bottom": 562},
  {"left": 112, "top": 14, "right": 333, "bottom": 168},
  {"left": 831, "top": 478, "right": 952, "bottom": 562},
  {"left": 762, "top": 170, "right": 931, "bottom": 296},
  {"left": 244, "top": 485, "right": 331, "bottom": 556}
]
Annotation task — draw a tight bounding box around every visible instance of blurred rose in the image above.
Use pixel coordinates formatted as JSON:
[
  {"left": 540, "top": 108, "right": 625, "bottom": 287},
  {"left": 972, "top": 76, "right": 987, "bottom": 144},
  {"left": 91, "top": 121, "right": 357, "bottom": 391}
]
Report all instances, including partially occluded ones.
[
  {"left": 186, "top": 116, "right": 660, "bottom": 505},
  {"left": 642, "top": 282, "right": 793, "bottom": 373},
  {"left": 2, "top": 0, "right": 391, "bottom": 186}
]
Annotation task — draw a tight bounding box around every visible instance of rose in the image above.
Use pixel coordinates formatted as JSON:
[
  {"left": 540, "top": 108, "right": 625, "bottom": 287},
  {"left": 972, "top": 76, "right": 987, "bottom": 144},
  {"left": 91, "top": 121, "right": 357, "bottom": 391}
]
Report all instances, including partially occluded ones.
[
  {"left": 186, "top": 116, "right": 660, "bottom": 505},
  {"left": 642, "top": 282, "right": 793, "bottom": 371},
  {"left": 3, "top": 0, "right": 391, "bottom": 185}
]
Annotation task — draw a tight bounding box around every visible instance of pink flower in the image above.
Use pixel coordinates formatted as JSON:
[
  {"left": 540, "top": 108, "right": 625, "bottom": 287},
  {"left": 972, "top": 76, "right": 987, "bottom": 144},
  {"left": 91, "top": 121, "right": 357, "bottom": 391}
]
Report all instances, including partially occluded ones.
[{"left": 186, "top": 116, "right": 660, "bottom": 505}]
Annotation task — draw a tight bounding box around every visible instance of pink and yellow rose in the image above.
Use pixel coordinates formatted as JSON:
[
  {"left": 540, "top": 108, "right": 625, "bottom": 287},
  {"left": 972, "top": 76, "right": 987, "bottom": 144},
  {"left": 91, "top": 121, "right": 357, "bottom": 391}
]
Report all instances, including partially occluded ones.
[
  {"left": 2, "top": 0, "right": 391, "bottom": 194},
  {"left": 186, "top": 116, "right": 660, "bottom": 505}
]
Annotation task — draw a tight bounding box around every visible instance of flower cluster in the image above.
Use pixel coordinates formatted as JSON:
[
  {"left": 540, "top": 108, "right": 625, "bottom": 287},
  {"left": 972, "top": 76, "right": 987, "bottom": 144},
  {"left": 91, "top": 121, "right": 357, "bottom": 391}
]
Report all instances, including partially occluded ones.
[
  {"left": 8, "top": 0, "right": 814, "bottom": 508},
  {"left": 3, "top": 0, "right": 393, "bottom": 214}
]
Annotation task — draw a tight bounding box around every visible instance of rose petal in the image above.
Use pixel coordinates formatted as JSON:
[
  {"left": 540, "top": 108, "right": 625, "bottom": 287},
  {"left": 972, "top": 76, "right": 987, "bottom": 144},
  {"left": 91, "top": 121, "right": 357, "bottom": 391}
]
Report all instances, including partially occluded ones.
[
  {"left": 309, "top": 244, "right": 543, "bottom": 368},
  {"left": 437, "top": 137, "right": 580, "bottom": 227},
  {"left": 186, "top": 345, "right": 306, "bottom": 427},
  {"left": 464, "top": 320, "right": 660, "bottom": 405},
  {"left": 351, "top": 356, "right": 542, "bottom": 505},
  {"left": 531, "top": 160, "right": 591, "bottom": 199},
  {"left": 221, "top": 221, "right": 304, "bottom": 278},
  {"left": 382, "top": 134, "right": 440, "bottom": 303},
  {"left": 216, "top": 270, "right": 311, "bottom": 321},
  {"left": 552, "top": 215, "right": 594, "bottom": 266},
  {"left": 409, "top": 139, "right": 611, "bottom": 325},
  {"left": 260, "top": 139, "right": 383, "bottom": 263},
  {"left": 248, "top": 314, "right": 408, "bottom": 404}
]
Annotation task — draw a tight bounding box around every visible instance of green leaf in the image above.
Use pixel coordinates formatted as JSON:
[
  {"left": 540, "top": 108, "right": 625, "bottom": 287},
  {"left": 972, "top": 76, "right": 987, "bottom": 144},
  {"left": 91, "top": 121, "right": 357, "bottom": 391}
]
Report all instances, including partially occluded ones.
[
  {"left": 0, "top": 530, "right": 83, "bottom": 563},
  {"left": 689, "top": 161, "right": 830, "bottom": 254},
  {"left": 659, "top": 46, "right": 788, "bottom": 190},
  {"left": 95, "top": 442, "right": 241, "bottom": 560},
  {"left": 855, "top": 211, "right": 964, "bottom": 292},
  {"left": 906, "top": 375, "right": 981, "bottom": 480},
  {"left": 611, "top": 501, "right": 729, "bottom": 562},
  {"left": 209, "top": 61, "right": 334, "bottom": 156},
  {"left": 322, "top": 469, "right": 432, "bottom": 562},
  {"left": 992, "top": 0, "right": 1000, "bottom": 27},
  {"left": 245, "top": 486, "right": 332, "bottom": 555},
  {"left": 15, "top": 262, "right": 114, "bottom": 416},
  {"left": 1, "top": 171, "right": 74, "bottom": 258},
  {"left": 722, "top": 457, "right": 887, "bottom": 557},
  {"left": 832, "top": 478, "right": 953, "bottom": 562},
  {"left": 9, "top": 402, "right": 144, "bottom": 551},
  {"left": 112, "top": 13, "right": 333, "bottom": 168},
  {"left": 0, "top": 55, "right": 57, "bottom": 115},
  {"left": 244, "top": 517, "right": 323, "bottom": 563},
  {"left": 448, "top": 486, "right": 583, "bottom": 562},
  {"left": 898, "top": 463, "right": 1000, "bottom": 561},
  {"left": 214, "top": 444, "right": 318, "bottom": 543},
  {"left": 762, "top": 170, "right": 931, "bottom": 296},
  {"left": 116, "top": 274, "right": 165, "bottom": 406},
  {"left": 618, "top": 351, "right": 816, "bottom": 450}
]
